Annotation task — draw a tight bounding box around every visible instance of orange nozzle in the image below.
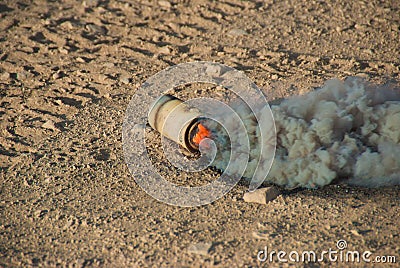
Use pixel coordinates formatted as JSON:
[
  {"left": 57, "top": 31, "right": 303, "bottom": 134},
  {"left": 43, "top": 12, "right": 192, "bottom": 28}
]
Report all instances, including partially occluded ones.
[{"left": 192, "top": 123, "right": 211, "bottom": 145}]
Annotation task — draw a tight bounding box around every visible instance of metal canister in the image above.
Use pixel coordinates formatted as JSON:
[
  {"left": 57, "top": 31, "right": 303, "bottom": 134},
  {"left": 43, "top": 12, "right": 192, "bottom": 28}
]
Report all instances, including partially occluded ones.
[{"left": 148, "top": 94, "right": 203, "bottom": 152}]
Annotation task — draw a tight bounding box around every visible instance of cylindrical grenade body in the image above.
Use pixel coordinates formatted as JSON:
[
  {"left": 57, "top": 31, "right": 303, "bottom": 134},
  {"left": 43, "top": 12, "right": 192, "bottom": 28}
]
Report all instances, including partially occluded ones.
[{"left": 148, "top": 94, "right": 202, "bottom": 152}]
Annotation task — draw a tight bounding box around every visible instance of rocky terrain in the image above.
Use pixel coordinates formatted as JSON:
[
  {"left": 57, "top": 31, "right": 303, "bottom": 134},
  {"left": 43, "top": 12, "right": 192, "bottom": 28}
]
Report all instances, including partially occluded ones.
[{"left": 1, "top": 0, "right": 399, "bottom": 266}]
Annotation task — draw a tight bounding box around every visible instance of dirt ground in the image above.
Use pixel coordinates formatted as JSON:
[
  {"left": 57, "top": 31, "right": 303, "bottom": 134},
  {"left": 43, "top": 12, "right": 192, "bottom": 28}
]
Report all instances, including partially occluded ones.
[{"left": 1, "top": 0, "right": 399, "bottom": 267}]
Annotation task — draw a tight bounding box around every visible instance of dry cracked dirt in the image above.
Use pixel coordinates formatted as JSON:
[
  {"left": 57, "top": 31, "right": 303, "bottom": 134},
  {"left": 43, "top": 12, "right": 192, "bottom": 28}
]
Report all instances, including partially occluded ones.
[{"left": 0, "top": 0, "right": 399, "bottom": 267}]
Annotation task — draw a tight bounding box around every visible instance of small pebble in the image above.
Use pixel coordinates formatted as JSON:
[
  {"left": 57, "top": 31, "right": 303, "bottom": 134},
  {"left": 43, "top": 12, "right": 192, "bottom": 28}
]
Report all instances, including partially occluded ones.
[
  {"left": 243, "top": 186, "right": 281, "bottom": 205},
  {"left": 205, "top": 64, "right": 222, "bottom": 76},
  {"left": 120, "top": 75, "right": 130, "bottom": 84},
  {"left": 252, "top": 231, "right": 269, "bottom": 240},
  {"left": 86, "top": 24, "right": 106, "bottom": 35},
  {"left": 158, "top": 0, "right": 172, "bottom": 8},
  {"left": 335, "top": 26, "right": 343, "bottom": 32},
  {"left": 42, "top": 120, "right": 59, "bottom": 131},
  {"left": 60, "top": 21, "right": 74, "bottom": 30},
  {"left": 228, "top": 28, "right": 247, "bottom": 36},
  {"left": 104, "top": 62, "right": 114, "bottom": 68},
  {"left": 52, "top": 72, "right": 63, "bottom": 80},
  {"left": 76, "top": 57, "right": 86, "bottom": 63},
  {"left": 356, "top": 73, "right": 370, "bottom": 79},
  {"left": 82, "top": 0, "right": 99, "bottom": 8},
  {"left": 0, "top": 72, "right": 10, "bottom": 80},
  {"left": 17, "top": 71, "right": 33, "bottom": 81},
  {"left": 351, "top": 229, "right": 362, "bottom": 237},
  {"left": 21, "top": 46, "right": 35, "bottom": 53},
  {"left": 187, "top": 242, "right": 212, "bottom": 256},
  {"left": 158, "top": 46, "right": 171, "bottom": 54},
  {"left": 58, "top": 47, "right": 69, "bottom": 54}
]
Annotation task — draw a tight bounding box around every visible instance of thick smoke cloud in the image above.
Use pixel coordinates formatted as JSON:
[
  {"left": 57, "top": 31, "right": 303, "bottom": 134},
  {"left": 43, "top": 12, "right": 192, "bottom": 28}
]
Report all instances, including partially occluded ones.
[{"left": 203, "top": 78, "right": 400, "bottom": 188}]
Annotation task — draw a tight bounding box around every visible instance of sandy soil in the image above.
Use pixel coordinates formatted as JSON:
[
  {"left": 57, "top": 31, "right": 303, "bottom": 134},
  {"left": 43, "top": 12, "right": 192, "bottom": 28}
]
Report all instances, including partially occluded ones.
[{"left": 1, "top": 0, "right": 399, "bottom": 267}]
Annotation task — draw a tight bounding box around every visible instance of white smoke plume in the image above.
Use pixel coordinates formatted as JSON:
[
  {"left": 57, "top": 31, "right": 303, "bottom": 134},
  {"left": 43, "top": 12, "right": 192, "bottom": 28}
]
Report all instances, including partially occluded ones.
[{"left": 202, "top": 78, "right": 400, "bottom": 188}]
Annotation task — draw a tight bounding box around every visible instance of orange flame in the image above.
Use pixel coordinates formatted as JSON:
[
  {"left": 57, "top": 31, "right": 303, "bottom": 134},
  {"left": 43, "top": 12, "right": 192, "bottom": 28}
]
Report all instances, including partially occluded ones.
[{"left": 192, "top": 123, "right": 211, "bottom": 145}]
